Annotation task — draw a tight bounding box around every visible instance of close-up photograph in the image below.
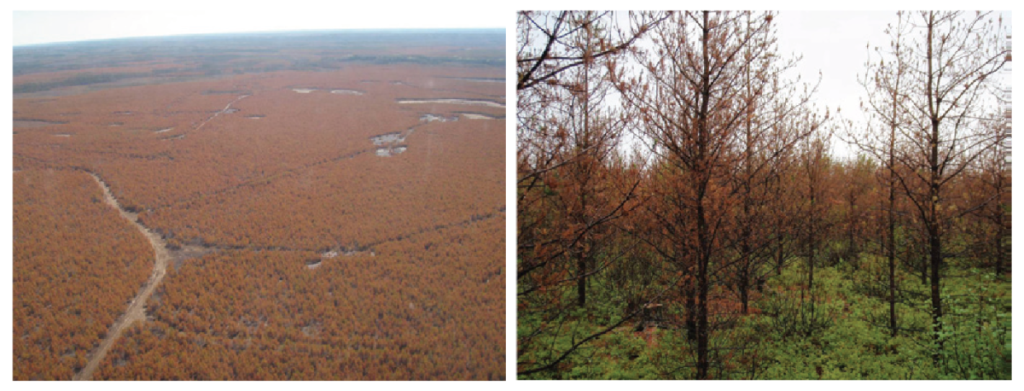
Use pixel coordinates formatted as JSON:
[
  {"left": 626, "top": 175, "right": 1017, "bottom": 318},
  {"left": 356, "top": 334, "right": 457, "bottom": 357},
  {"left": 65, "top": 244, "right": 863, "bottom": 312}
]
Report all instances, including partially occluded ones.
[{"left": 517, "top": 10, "right": 1012, "bottom": 380}]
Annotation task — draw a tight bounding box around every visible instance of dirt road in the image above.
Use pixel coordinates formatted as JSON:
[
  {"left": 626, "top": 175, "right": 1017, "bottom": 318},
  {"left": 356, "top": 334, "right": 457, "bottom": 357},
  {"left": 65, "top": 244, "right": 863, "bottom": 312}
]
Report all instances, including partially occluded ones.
[{"left": 74, "top": 173, "right": 172, "bottom": 381}]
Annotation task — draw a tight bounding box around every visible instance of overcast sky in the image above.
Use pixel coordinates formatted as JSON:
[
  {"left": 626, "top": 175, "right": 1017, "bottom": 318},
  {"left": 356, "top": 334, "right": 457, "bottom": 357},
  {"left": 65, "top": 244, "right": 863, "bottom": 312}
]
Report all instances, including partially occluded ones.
[
  {"left": 775, "top": 11, "right": 1012, "bottom": 159},
  {"left": 13, "top": 9, "right": 505, "bottom": 47},
  {"left": 589, "top": 11, "right": 1011, "bottom": 160}
]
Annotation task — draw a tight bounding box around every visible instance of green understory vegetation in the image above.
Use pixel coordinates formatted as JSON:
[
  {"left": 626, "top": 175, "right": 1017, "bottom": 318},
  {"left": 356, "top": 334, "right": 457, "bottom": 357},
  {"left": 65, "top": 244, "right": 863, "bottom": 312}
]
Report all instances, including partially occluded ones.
[{"left": 519, "top": 250, "right": 1011, "bottom": 380}]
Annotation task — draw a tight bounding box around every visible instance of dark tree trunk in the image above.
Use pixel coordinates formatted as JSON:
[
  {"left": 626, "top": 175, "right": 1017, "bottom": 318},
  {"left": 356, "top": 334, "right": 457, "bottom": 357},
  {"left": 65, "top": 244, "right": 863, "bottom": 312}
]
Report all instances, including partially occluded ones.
[
  {"left": 888, "top": 187, "right": 897, "bottom": 337},
  {"left": 920, "top": 250, "right": 928, "bottom": 285},
  {"left": 696, "top": 258, "right": 709, "bottom": 380},
  {"left": 929, "top": 221, "right": 942, "bottom": 360},
  {"left": 995, "top": 223, "right": 1004, "bottom": 276},
  {"left": 740, "top": 269, "right": 750, "bottom": 315},
  {"left": 776, "top": 234, "right": 784, "bottom": 276},
  {"left": 694, "top": 11, "right": 711, "bottom": 380},
  {"left": 740, "top": 219, "right": 751, "bottom": 315},
  {"left": 685, "top": 283, "right": 697, "bottom": 342},
  {"left": 995, "top": 194, "right": 1005, "bottom": 276},
  {"left": 577, "top": 254, "right": 587, "bottom": 307},
  {"left": 808, "top": 181, "right": 816, "bottom": 303}
]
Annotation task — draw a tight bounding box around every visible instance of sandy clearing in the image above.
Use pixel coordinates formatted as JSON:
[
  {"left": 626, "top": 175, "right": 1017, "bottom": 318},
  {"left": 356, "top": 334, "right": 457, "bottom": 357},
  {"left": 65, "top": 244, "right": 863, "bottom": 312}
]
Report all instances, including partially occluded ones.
[
  {"left": 370, "top": 132, "right": 404, "bottom": 145},
  {"left": 330, "top": 89, "right": 364, "bottom": 95},
  {"left": 292, "top": 88, "right": 316, "bottom": 94},
  {"left": 375, "top": 145, "right": 407, "bottom": 157},
  {"left": 461, "top": 113, "right": 496, "bottom": 120},
  {"left": 74, "top": 173, "right": 172, "bottom": 381},
  {"left": 397, "top": 98, "right": 505, "bottom": 108},
  {"left": 420, "top": 114, "right": 457, "bottom": 123}
]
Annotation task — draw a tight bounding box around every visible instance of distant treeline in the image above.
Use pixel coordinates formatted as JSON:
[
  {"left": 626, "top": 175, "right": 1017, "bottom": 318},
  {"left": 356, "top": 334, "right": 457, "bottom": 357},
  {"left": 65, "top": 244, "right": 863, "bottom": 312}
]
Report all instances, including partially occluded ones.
[
  {"left": 13, "top": 72, "right": 149, "bottom": 93},
  {"left": 14, "top": 29, "right": 505, "bottom": 80}
]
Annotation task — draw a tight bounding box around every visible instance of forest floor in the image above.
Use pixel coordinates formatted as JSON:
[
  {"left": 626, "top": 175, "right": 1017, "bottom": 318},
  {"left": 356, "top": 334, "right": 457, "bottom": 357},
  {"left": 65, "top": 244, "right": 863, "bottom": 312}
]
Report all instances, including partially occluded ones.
[
  {"left": 519, "top": 254, "right": 1012, "bottom": 380},
  {"left": 74, "top": 173, "right": 173, "bottom": 381}
]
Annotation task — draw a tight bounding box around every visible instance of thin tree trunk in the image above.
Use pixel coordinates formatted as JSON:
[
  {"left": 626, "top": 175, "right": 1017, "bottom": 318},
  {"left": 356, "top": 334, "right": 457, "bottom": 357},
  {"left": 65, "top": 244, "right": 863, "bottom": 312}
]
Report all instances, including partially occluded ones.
[
  {"left": 888, "top": 65, "right": 900, "bottom": 338},
  {"left": 888, "top": 181, "right": 897, "bottom": 337},
  {"left": 995, "top": 215, "right": 1004, "bottom": 275},
  {"left": 685, "top": 283, "right": 697, "bottom": 341},
  {"left": 776, "top": 232, "right": 784, "bottom": 275},
  {"left": 695, "top": 11, "right": 711, "bottom": 380},
  {"left": 808, "top": 178, "right": 816, "bottom": 312},
  {"left": 740, "top": 265, "right": 750, "bottom": 315},
  {"left": 577, "top": 254, "right": 587, "bottom": 307},
  {"left": 925, "top": 14, "right": 944, "bottom": 362},
  {"left": 994, "top": 175, "right": 1005, "bottom": 276}
]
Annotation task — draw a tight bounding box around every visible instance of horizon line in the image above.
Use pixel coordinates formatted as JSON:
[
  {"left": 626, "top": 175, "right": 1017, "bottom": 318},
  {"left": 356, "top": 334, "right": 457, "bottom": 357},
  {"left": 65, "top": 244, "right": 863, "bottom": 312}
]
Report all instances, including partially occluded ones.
[{"left": 14, "top": 27, "right": 506, "bottom": 48}]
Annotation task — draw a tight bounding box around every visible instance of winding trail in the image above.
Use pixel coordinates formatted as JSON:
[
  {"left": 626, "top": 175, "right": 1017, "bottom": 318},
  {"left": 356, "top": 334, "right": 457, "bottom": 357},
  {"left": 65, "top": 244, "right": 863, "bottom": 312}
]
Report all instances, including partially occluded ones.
[{"left": 74, "top": 173, "right": 172, "bottom": 381}]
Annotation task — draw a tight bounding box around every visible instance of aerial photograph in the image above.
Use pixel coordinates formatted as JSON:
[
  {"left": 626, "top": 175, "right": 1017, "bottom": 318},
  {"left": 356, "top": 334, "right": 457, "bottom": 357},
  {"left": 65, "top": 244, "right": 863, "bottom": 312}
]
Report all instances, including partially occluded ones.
[
  {"left": 517, "top": 11, "right": 1011, "bottom": 380},
  {"left": 11, "top": 10, "right": 505, "bottom": 380}
]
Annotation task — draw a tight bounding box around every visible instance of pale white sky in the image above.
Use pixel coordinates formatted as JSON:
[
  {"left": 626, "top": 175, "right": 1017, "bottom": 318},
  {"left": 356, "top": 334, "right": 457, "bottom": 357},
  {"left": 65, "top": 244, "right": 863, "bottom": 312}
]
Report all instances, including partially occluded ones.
[
  {"left": 597, "top": 11, "right": 1012, "bottom": 161},
  {"left": 13, "top": 7, "right": 505, "bottom": 47},
  {"left": 776, "top": 11, "right": 1012, "bottom": 159}
]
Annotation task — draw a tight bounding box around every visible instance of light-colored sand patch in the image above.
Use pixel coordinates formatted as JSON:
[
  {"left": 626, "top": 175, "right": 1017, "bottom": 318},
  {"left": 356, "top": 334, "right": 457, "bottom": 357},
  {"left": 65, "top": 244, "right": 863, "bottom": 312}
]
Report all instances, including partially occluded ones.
[
  {"left": 376, "top": 146, "right": 407, "bottom": 157},
  {"left": 53, "top": 133, "right": 72, "bottom": 137},
  {"left": 331, "top": 89, "right": 365, "bottom": 95},
  {"left": 420, "top": 114, "right": 458, "bottom": 123},
  {"left": 306, "top": 259, "right": 323, "bottom": 270},
  {"left": 370, "top": 127, "right": 415, "bottom": 157},
  {"left": 292, "top": 88, "right": 316, "bottom": 94},
  {"left": 246, "top": 115, "right": 265, "bottom": 120},
  {"left": 370, "top": 132, "right": 405, "bottom": 146},
  {"left": 461, "top": 113, "right": 497, "bottom": 120},
  {"left": 154, "top": 127, "right": 174, "bottom": 133},
  {"left": 397, "top": 98, "right": 505, "bottom": 108}
]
